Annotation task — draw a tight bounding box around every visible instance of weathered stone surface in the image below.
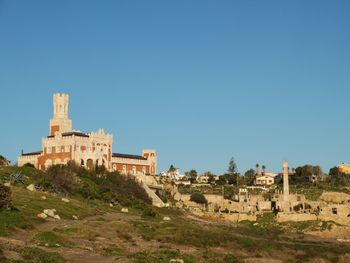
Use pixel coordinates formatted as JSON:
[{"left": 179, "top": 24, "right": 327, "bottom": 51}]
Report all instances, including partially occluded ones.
[
  {"left": 53, "top": 214, "right": 61, "bottom": 220},
  {"left": 37, "top": 213, "right": 48, "bottom": 219},
  {"left": 43, "top": 209, "right": 56, "bottom": 218},
  {"left": 276, "top": 212, "right": 317, "bottom": 223},
  {"left": 61, "top": 198, "right": 70, "bottom": 203},
  {"left": 26, "top": 184, "right": 36, "bottom": 192},
  {"left": 320, "top": 192, "right": 350, "bottom": 204}
]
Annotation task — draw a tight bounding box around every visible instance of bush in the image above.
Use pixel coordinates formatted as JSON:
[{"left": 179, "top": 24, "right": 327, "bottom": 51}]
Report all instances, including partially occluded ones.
[
  {"left": 190, "top": 193, "right": 208, "bottom": 205},
  {"left": 141, "top": 207, "right": 158, "bottom": 218},
  {"left": 0, "top": 185, "right": 11, "bottom": 209}
]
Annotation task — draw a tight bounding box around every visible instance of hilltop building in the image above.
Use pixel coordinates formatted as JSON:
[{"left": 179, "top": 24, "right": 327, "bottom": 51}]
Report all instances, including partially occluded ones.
[
  {"left": 18, "top": 93, "right": 157, "bottom": 175},
  {"left": 338, "top": 163, "right": 350, "bottom": 174}
]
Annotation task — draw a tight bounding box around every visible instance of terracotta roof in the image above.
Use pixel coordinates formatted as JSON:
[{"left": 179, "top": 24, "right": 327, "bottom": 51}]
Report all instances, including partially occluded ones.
[
  {"left": 112, "top": 153, "right": 147, "bottom": 160},
  {"left": 21, "top": 151, "right": 42, "bottom": 156},
  {"left": 47, "top": 132, "right": 89, "bottom": 138}
]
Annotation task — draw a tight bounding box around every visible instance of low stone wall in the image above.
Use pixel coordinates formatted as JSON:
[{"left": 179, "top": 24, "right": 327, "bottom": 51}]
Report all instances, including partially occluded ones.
[
  {"left": 276, "top": 212, "right": 317, "bottom": 223},
  {"left": 320, "top": 192, "right": 350, "bottom": 204},
  {"left": 257, "top": 201, "right": 271, "bottom": 211},
  {"left": 223, "top": 213, "right": 257, "bottom": 222}
]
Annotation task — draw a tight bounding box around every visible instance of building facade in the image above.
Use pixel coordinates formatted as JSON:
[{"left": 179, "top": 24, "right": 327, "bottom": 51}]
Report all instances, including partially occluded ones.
[{"left": 18, "top": 93, "right": 157, "bottom": 175}]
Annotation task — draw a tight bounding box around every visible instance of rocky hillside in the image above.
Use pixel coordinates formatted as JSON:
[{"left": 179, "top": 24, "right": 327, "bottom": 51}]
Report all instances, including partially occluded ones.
[{"left": 1, "top": 165, "right": 350, "bottom": 262}]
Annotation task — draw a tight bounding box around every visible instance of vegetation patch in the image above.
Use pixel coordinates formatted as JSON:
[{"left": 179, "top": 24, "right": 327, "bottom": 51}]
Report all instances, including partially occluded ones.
[
  {"left": 32, "top": 231, "right": 72, "bottom": 247},
  {"left": 102, "top": 245, "right": 127, "bottom": 258},
  {"left": 0, "top": 208, "right": 33, "bottom": 236},
  {"left": 129, "top": 249, "right": 194, "bottom": 263},
  {"left": 201, "top": 250, "right": 238, "bottom": 263},
  {"left": 19, "top": 247, "right": 65, "bottom": 263}
]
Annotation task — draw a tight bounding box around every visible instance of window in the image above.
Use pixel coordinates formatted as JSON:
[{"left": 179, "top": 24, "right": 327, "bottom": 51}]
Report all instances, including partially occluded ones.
[
  {"left": 132, "top": 166, "right": 136, "bottom": 174},
  {"left": 65, "top": 145, "right": 70, "bottom": 152},
  {"left": 56, "top": 146, "right": 61, "bottom": 153},
  {"left": 47, "top": 147, "right": 51, "bottom": 154},
  {"left": 332, "top": 208, "right": 338, "bottom": 215}
]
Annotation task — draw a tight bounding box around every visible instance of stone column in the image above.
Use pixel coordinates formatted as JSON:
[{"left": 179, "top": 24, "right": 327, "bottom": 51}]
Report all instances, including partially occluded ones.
[{"left": 283, "top": 160, "right": 289, "bottom": 201}]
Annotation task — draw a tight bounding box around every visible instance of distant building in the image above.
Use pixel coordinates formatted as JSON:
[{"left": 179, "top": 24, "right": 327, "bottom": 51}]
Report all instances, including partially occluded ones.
[
  {"left": 18, "top": 93, "right": 157, "bottom": 175},
  {"left": 338, "top": 163, "right": 350, "bottom": 174},
  {"left": 256, "top": 175, "right": 275, "bottom": 186}
]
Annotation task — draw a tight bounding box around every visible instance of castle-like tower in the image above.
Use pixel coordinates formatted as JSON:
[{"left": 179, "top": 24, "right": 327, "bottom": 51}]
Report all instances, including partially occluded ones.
[
  {"left": 49, "top": 93, "right": 72, "bottom": 136},
  {"left": 283, "top": 160, "right": 289, "bottom": 201},
  {"left": 18, "top": 93, "right": 157, "bottom": 175}
]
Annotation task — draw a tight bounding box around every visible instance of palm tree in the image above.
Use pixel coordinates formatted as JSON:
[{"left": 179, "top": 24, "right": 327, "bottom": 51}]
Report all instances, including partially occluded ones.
[
  {"left": 262, "top": 165, "right": 266, "bottom": 175},
  {"left": 255, "top": 164, "right": 259, "bottom": 175}
]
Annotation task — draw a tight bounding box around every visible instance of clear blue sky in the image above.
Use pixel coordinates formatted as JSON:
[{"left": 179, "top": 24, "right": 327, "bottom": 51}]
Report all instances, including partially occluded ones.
[{"left": 1, "top": 0, "right": 349, "bottom": 175}]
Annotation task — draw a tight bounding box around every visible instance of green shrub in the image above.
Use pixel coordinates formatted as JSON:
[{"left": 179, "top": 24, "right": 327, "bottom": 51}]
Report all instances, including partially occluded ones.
[
  {"left": 190, "top": 193, "right": 208, "bottom": 205},
  {"left": 141, "top": 207, "right": 158, "bottom": 218}
]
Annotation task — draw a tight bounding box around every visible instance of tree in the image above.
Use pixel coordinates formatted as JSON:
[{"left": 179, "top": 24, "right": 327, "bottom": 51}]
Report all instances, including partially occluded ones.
[
  {"left": 262, "top": 165, "right": 266, "bottom": 175},
  {"left": 228, "top": 157, "right": 237, "bottom": 174},
  {"left": 328, "top": 166, "right": 350, "bottom": 187},
  {"left": 255, "top": 164, "right": 259, "bottom": 174},
  {"left": 168, "top": 165, "right": 176, "bottom": 173},
  {"left": 185, "top": 169, "right": 198, "bottom": 184},
  {"left": 202, "top": 171, "right": 216, "bottom": 184},
  {"left": 244, "top": 169, "right": 256, "bottom": 186}
]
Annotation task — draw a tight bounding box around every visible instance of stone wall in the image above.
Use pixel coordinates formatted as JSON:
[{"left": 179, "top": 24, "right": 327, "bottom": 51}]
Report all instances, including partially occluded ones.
[{"left": 276, "top": 212, "right": 317, "bottom": 223}]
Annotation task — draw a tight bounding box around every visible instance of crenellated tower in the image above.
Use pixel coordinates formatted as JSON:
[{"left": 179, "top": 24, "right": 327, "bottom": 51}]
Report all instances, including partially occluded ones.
[{"left": 49, "top": 93, "right": 72, "bottom": 136}]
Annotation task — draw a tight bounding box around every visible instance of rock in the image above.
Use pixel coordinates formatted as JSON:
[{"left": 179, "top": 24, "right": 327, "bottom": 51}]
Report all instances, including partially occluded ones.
[
  {"left": 83, "top": 246, "right": 93, "bottom": 251},
  {"left": 121, "top": 208, "right": 128, "bottom": 213},
  {"left": 53, "top": 214, "right": 61, "bottom": 220},
  {"left": 72, "top": 215, "right": 79, "bottom": 220},
  {"left": 170, "top": 259, "right": 184, "bottom": 263},
  {"left": 37, "top": 213, "right": 48, "bottom": 219},
  {"left": 41, "top": 196, "right": 47, "bottom": 200},
  {"left": 26, "top": 184, "right": 36, "bottom": 192},
  {"left": 61, "top": 198, "right": 70, "bottom": 203},
  {"left": 55, "top": 243, "right": 61, "bottom": 247},
  {"left": 109, "top": 203, "right": 114, "bottom": 207},
  {"left": 4, "top": 182, "right": 11, "bottom": 187},
  {"left": 45, "top": 243, "right": 49, "bottom": 247},
  {"left": 43, "top": 209, "right": 56, "bottom": 218},
  {"left": 163, "top": 216, "right": 171, "bottom": 221}
]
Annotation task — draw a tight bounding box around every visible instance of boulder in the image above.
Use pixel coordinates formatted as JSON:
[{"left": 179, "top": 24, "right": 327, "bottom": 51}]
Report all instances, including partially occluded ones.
[
  {"left": 43, "top": 209, "right": 56, "bottom": 218},
  {"left": 109, "top": 203, "right": 114, "bottom": 207},
  {"left": 72, "top": 215, "right": 79, "bottom": 220},
  {"left": 53, "top": 214, "right": 61, "bottom": 220},
  {"left": 26, "top": 184, "right": 36, "bottom": 192},
  {"left": 121, "top": 208, "right": 129, "bottom": 213},
  {"left": 163, "top": 216, "right": 171, "bottom": 221},
  {"left": 41, "top": 196, "right": 47, "bottom": 200},
  {"left": 170, "top": 259, "right": 184, "bottom": 263},
  {"left": 37, "top": 213, "right": 48, "bottom": 219},
  {"left": 4, "top": 182, "right": 11, "bottom": 187}
]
